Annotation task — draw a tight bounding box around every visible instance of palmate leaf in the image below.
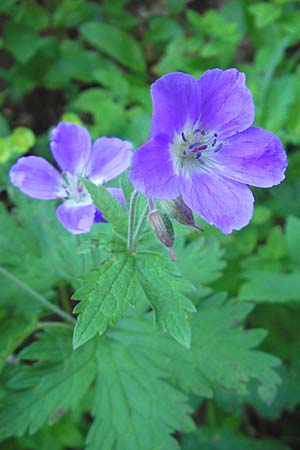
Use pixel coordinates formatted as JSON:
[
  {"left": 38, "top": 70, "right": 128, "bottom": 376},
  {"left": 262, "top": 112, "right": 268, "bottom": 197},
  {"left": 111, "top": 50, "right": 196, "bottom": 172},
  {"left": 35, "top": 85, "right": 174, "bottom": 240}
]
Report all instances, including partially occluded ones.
[
  {"left": 0, "top": 326, "right": 97, "bottom": 438},
  {"left": 72, "top": 251, "right": 195, "bottom": 349},
  {"left": 86, "top": 297, "right": 280, "bottom": 450},
  {"left": 0, "top": 297, "right": 281, "bottom": 448},
  {"left": 86, "top": 331, "right": 194, "bottom": 450},
  {"left": 170, "top": 294, "right": 281, "bottom": 405}
]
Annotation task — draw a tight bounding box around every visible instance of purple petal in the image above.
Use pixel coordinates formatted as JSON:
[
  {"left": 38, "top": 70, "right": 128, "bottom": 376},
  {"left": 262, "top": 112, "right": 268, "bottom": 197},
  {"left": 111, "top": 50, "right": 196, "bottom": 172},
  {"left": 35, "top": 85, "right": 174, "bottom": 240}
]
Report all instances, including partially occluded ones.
[
  {"left": 150, "top": 72, "right": 202, "bottom": 138},
  {"left": 94, "top": 187, "right": 125, "bottom": 223},
  {"left": 9, "top": 156, "right": 65, "bottom": 200},
  {"left": 50, "top": 122, "right": 91, "bottom": 175},
  {"left": 180, "top": 172, "right": 254, "bottom": 234},
  {"left": 130, "top": 135, "right": 180, "bottom": 199},
  {"left": 213, "top": 127, "right": 287, "bottom": 188},
  {"left": 56, "top": 202, "right": 96, "bottom": 234},
  {"left": 197, "top": 68, "right": 254, "bottom": 139},
  {"left": 87, "top": 137, "right": 132, "bottom": 184}
]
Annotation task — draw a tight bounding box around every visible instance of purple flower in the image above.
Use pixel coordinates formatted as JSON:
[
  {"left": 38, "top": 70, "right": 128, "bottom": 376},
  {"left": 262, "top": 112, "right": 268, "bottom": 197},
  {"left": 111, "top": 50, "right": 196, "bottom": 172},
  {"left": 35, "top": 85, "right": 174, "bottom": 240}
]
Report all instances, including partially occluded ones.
[
  {"left": 130, "top": 69, "right": 287, "bottom": 234},
  {"left": 10, "top": 122, "right": 132, "bottom": 234}
]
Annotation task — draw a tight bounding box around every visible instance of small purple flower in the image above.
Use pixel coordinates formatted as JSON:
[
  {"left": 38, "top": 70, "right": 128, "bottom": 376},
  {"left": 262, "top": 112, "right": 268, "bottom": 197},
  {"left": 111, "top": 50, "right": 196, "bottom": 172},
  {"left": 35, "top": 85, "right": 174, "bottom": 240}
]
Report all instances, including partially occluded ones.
[
  {"left": 130, "top": 69, "right": 287, "bottom": 234},
  {"left": 10, "top": 122, "right": 132, "bottom": 234}
]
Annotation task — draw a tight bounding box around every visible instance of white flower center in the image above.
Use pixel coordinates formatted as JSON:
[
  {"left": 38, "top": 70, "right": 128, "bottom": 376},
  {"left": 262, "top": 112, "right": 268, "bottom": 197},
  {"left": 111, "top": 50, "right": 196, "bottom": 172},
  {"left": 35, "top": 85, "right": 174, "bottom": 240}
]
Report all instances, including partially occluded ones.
[
  {"left": 62, "top": 173, "right": 92, "bottom": 206},
  {"left": 170, "top": 124, "right": 223, "bottom": 178}
]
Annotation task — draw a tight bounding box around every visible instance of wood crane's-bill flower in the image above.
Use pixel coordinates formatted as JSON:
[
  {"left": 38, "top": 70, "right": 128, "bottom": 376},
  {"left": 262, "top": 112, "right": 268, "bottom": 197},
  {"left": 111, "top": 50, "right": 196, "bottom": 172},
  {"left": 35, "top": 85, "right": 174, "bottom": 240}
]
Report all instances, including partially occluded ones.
[
  {"left": 130, "top": 69, "right": 287, "bottom": 233},
  {"left": 10, "top": 122, "right": 132, "bottom": 234}
]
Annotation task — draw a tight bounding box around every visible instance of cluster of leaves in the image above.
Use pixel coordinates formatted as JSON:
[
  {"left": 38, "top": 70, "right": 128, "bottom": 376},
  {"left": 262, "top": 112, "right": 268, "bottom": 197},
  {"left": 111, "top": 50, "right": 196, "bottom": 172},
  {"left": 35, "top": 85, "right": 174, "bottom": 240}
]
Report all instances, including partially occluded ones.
[{"left": 1, "top": 0, "right": 300, "bottom": 449}]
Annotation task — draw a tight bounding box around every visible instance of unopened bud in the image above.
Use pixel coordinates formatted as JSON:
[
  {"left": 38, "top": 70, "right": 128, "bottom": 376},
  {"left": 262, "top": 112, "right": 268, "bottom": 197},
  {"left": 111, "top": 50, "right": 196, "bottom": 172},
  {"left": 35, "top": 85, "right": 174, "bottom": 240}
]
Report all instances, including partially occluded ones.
[
  {"left": 149, "top": 210, "right": 175, "bottom": 249},
  {"left": 160, "top": 197, "right": 201, "bottom": 232}
]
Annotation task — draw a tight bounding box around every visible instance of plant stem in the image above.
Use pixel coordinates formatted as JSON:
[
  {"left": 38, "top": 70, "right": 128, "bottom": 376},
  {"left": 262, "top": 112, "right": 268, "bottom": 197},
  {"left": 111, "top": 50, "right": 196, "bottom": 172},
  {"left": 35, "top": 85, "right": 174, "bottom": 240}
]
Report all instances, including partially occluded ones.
[
  {"left": 132, "top": 205, "right": 149, "bottom": 250},
  {"left": 127, "top": 190, "right": 139, "bottom": 251},
  {"left": 0, "top": 265, "right": 76, "bottom": 325}
]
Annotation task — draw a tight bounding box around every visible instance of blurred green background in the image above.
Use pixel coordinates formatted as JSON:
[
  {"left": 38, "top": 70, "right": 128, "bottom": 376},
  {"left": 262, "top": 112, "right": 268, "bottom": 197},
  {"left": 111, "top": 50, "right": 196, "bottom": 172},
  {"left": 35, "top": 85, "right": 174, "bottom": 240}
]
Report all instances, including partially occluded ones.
[{"left": 1, "top": 0, "right": 300, "bottom": 449}]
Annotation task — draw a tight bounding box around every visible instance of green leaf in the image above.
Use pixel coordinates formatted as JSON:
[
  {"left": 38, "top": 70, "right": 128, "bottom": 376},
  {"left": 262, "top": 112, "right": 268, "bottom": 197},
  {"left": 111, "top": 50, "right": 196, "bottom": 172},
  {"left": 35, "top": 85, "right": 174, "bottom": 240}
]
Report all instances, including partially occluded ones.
[
  {"left": 173, "top": 295, "right": 281, "bottom": 404},
  {"left": 239, "top": 271, "right": 300, "bottom": 303},
  {"left": 82, "top": 179, "right": 128, "bottom": 238},
  {"left": 72, "top": 253, "right": 137, "bottom": 348},
  {"left": 73, "top": 251, "right": 195, "bottom": 349},
  {"left": 85, "top": 302, "right": 280, "bottom": 450},
  {"left": 0, "top": 311, "right": 37, "bottom": 372},
  {"left": 0, "top": 327, "right": 97, "bottom": 437},
  {"left": 1, "top": 301, "right": 281, "bottom": 447},
  {"left": 86, "top": 325, "right": 194, "bottom": 450},
  {"left": 248, "top": 3, "right": 282, "bottom": 28},
  {"left": 135, "top": 252, "right": 196, "bottom": 348},
  {"left": 182, "top": 426, "right": 289, "bottom": 450},
  {"left": 285, "top": 215, "right": 300, "bottom": 267},
  {"left": 4, "top": 21, "right": 40, "bottom": 63},
  {"left": 80, "top": 22, "right": 145, "bottom": 73},
  {"left": 177, "top": 234, "right": 226, "bottom": 294}
]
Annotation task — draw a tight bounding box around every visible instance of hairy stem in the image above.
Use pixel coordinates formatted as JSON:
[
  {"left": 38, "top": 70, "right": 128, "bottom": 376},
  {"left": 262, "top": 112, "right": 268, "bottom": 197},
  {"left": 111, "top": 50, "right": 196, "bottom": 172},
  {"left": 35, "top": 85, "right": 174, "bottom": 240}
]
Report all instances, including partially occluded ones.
[
  {"left": 127, "top": 190, "right": 139, "bottom": 251},
  {"left": 0, "top": 265, "right": 76, "bottom": 325}
]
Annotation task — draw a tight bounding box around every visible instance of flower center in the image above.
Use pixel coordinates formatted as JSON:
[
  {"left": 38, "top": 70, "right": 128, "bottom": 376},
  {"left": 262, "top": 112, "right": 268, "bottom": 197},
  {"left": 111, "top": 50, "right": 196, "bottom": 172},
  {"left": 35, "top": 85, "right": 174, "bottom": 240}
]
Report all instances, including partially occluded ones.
[
  {"left": 170, "top": 125, "right": 223, "bottom": 177},
  {"left": 62, "top": 173, "right": 91, "bottom": 206}
]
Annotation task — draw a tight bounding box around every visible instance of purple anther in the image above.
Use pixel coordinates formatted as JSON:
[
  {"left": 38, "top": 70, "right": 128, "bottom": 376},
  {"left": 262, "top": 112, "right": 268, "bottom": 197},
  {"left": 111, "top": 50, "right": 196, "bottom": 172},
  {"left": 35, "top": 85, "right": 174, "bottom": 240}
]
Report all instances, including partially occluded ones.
[
  {"left": 214, "top": 143, "right": 223, "bottom": 153},
  {"left": 214, "top": 133, "right": 218, "bottom": 137},
  {"left": 183, "top": 150, "right": 187, "bottom": 156},
  {"left": 181, "top": 132, "right": 187, "bottom": 142},
  {"left": 195, "top": 144, "right": 207, "bottom": 152},
  {"left": 201, "top": 130, "right": 205, "bottom": 136},
  {"left": 211, "top": 138, "right": 217, "bottom": 147},
  {"left": 196, "top": 152, "right": 202, "bottom": 160},
  {"left": 189, "top": 141, "right": 200, "bottom": 149},
  {"left": 193, "top": 128, "right": 201, "bottom": 134}
]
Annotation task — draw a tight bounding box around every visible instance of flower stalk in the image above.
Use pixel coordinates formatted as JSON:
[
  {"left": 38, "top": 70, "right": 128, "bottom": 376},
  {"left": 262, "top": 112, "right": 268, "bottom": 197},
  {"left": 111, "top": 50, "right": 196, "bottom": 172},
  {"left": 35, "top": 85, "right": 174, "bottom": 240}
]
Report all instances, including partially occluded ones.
[
  {"left": 0, "top": 265, "right": 76, "bottom": 325},
  {"left": 127, "top": 190, "right": 139, "bottom": 252}
]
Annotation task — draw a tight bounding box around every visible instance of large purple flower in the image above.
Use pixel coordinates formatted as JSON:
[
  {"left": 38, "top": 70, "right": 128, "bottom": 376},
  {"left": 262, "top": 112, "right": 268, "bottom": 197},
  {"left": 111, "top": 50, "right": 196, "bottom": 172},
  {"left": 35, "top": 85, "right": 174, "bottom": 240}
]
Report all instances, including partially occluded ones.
[
  {"left": 130, "top": 69, "right": 287, "bottom": 233},
  {"left": 10, "top": 122, "right": 132, "bottom": 234}
]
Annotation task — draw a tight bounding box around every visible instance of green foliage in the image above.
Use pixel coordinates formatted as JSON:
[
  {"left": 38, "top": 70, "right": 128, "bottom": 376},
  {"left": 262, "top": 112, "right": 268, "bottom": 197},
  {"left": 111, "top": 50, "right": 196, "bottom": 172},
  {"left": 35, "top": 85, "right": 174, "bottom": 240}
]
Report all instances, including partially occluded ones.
[
  {"left": 1, "top": 0, "right": 300, "bottom": 448},
  {"left": 0, "top": 128, "right": 35, "bottom": 164},
  {"left": 239, "top": 216, "right": 300, "bottom": 303},
  {"left": 0, "top": 301, "right": 281, "bottom": 449},
  {"left": 182, "top": 427, "right": 289, "bottom": 450},
  {"left": 73, "top": 250, "right": 196, "bottom": 349},
  {"left": 0, "top": 327, "right": 96, "bottom": 437},
  {"left": 80, "top": 22, "right": 145, "bottom": 73}
]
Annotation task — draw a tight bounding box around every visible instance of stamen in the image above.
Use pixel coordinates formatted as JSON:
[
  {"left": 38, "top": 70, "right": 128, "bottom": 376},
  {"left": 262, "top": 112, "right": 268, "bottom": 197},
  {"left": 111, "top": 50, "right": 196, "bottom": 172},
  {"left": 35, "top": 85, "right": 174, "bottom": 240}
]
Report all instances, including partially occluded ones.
[
  {"left": 189, "top": 141, "right": 200, "bottom": 149},
  {"left": 214, "top": 143, "right": 223, "bottom": 153},
  {"left": 181, "top": 132, "right": 187, "bottom": 142},
  {"left": 211, "top": 138, "right": 217, "bottom": 147},
  {"left": 194, "top": 144, "right": 207, "bottom": 151},
  {"left": 201, "top": 130, "right": 205, "bottom": 136},
  {"left": 214, "top": 133, "right": 218, "bottom": 137},
  {"left": 196, "top": 152, "right": 202, "bottom": 160},
  {"left": 193, "top": 128, "right": 201, "bottom": 134}
]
